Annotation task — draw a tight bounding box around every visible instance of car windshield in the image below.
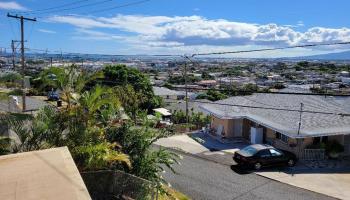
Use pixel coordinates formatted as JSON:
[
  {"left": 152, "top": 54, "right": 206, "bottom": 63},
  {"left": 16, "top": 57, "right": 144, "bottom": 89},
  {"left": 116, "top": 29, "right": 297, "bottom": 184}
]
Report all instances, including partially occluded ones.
[{"left": 240, "top": 146, "right": 258, "bottom": 156}]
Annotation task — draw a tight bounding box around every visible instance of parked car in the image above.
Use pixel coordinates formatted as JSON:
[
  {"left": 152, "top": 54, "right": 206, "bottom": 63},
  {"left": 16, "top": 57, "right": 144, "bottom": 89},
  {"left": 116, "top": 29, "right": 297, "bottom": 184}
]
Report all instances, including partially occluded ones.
[
  {"left": 233, "top": 144, "right": 297, "bottom": 170},
  {"left": 47, "top": 91, "right": 60, "bottom": 101}
]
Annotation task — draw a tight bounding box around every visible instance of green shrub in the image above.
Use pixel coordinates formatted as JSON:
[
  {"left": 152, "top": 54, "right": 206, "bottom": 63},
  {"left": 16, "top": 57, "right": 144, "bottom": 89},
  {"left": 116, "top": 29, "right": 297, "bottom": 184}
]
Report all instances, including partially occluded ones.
[{"left": 325, "top": 140, "right": 344, "bottom": 154}]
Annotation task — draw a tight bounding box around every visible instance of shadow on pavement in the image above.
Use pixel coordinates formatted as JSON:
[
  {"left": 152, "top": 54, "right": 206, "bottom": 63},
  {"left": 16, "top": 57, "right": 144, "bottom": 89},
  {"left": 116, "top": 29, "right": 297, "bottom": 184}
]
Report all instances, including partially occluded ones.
[{"left": 230, "top": 165, "right": 252, "bottom": 175}]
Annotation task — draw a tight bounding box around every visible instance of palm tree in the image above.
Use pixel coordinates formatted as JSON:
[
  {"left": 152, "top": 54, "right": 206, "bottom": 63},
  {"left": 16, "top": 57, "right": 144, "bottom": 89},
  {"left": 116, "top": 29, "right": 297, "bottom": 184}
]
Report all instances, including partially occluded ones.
[
  {"left": 40, "top": 65, "right": 103, "bottom": 109},
  {"left": 115, "top": 85, "right": 145, "bottom": 123}
]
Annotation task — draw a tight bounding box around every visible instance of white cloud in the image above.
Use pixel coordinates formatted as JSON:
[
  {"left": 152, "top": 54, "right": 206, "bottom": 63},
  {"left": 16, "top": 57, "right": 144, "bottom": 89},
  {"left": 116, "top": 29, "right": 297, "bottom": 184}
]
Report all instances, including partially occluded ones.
[
  {"left": 0, "top": 1, "right": 27, "bottom": 11},
  {"left": 72, "top": 28, "right": 126, "bottom": 41},
  {"left": 48, "top": 14, "right": 350, "bottom": 56},
  {"left": 38, "top": 29, "right": 56, "bottom": 34},
  {"left": 297, "top": 20, "right": 304, "bottom": 27}
]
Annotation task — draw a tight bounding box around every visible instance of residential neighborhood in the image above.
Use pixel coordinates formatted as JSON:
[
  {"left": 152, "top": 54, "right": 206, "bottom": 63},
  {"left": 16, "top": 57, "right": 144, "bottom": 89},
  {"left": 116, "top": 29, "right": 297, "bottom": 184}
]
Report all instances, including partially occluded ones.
[{"left": 1, "top": 0, "right": 350, "bottom": 200}]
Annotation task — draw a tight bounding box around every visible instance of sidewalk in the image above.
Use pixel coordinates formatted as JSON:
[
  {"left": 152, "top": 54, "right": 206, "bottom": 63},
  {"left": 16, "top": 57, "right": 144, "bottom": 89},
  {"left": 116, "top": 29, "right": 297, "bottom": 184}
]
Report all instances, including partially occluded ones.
[{"left": 256, "top": 168, "right": 350, "bottom": 200}]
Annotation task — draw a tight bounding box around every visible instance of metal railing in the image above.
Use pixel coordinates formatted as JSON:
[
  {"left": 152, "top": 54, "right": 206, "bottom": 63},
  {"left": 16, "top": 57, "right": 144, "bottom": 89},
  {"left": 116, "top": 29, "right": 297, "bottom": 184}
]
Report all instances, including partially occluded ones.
[
  {"left": 303, "top": 149, "right": 326, "bottom": 160},
  {"left": 81, "top": 170, "right": 157, "bottom": 200}
]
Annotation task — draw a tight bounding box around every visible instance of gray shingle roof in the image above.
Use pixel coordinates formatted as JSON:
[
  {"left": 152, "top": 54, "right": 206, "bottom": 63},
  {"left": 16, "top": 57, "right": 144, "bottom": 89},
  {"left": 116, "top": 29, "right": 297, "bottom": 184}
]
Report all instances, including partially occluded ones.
[
  {"left": 199, "top": 94, "right": 350, "bottom": 138},
  {"left": 153, "top": 87, "right": 184, "bottom": 96}
]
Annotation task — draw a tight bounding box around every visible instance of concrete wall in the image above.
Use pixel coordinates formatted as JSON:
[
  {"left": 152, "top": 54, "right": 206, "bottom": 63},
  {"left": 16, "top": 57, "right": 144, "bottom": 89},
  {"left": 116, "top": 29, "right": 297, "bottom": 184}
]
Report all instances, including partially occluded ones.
[{"left": 210, "top": 116, "right": 243, "bottom": 138}]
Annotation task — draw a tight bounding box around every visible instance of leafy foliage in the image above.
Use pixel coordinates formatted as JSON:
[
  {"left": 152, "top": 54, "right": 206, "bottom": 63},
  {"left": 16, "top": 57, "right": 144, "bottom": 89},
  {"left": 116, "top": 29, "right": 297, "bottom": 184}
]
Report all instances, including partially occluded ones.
[
  {"left": 107, "top": 123, "right": 179, "bottom": 185},
  {"left": 4, "top": 64, "right": 179, "bottom": 191},
  {"left": 0, "top": 137, "right": 11, "bottom": 155},
  {"left": 196, "top": 89, "right": 228, "bottom": 101},
  {"left": 102, "top": 64, "right": 162, "bottom": 111},
  {"left": 72, "top": 142, "right": 130, "bottom": 171},
  {"left": 115, "top": 85, "right": 145, "bottom": 123}
]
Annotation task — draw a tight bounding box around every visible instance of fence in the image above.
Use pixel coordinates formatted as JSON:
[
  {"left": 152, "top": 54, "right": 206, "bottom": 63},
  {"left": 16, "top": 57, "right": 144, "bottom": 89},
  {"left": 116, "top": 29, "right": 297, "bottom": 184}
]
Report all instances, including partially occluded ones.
[
  {"left": 303, "top": 149, "right": 326, "bottom": 160},
  {"left": 81, "top": 170, "right": 157, "bottom": 200}
]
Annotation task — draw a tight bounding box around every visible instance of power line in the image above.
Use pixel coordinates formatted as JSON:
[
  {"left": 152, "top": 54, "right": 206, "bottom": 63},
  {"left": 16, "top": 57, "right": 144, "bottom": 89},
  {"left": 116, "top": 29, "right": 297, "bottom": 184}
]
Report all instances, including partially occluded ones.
[
  {"left": 18, "top": 0, "right": 90, "bottom": 14},
  {"left": 83, "top": 0, "right": 151, "bottom": 14},
  {"left": 192, "top": 41, "right": 350, "bottom": 57},
  {"left": 29, "top": 0, "right": 114, "bottom": 15},
  {"left": 32, "top": 0, "right": 152, "bottom": 19}
]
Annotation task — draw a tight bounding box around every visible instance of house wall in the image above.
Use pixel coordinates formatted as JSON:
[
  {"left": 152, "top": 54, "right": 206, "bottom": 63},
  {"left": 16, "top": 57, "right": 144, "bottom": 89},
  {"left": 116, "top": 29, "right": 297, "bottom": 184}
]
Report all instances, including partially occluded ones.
[
  {"left": 210, "top": 116, "right": 242, "bottom": 138},
  {"left": 210, "top": 115, "right": 350, "bottom": 157}
]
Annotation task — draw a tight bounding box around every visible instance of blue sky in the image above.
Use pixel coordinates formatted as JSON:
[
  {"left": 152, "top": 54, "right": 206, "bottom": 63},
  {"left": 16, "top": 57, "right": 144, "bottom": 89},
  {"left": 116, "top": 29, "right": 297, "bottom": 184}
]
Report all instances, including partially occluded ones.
[{"left": 1, "top": 0, "right": 350, "bottom": 57}]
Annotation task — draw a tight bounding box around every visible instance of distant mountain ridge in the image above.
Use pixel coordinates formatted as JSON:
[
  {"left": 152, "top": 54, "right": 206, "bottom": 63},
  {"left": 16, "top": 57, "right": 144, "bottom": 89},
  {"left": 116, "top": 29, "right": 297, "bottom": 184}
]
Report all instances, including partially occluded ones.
[{"left": 287, "top": 50, "right": 350, "bottom": 60}]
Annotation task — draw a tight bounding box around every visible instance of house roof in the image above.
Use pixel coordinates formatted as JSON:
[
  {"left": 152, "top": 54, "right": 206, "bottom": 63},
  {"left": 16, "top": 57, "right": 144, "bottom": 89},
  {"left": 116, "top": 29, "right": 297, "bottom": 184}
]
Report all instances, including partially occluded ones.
[
  {"left": 0, "top": 96, "right": 49, "bottom": 113},
  {"left": 153, "top": 87, "right": 184, "bottom": 96},
  {"left": 153, "top": 108, "right": 172, "bottom": 116},
  {"left": 199, "top": 93, "right": 350, "bottom": 138},
  {"left": 0, "top": 147, "right": 91, "bottom": 200}
]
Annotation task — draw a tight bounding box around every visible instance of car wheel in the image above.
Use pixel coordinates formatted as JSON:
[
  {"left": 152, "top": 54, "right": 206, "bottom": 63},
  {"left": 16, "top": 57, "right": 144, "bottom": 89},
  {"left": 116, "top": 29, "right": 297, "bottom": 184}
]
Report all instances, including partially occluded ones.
[
  {"left": 287, "top": 159, "right": 295, "bottom": 167},
  {"left": 254, "top": 162, "right": 262, "bottom": 170}
]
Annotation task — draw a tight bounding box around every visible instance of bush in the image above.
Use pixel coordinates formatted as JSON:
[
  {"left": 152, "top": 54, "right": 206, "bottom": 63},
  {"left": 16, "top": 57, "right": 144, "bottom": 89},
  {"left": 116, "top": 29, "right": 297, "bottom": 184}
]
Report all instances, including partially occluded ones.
[{"left": 325, "top": 140, "right": 344, "bottom": 154}]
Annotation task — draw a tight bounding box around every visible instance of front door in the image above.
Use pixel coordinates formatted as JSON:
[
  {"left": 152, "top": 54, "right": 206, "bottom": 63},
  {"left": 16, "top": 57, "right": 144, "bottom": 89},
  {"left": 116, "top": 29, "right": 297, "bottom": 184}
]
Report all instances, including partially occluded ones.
[{"left": 234, "top": 119, "right": 243, "bottom": 137}]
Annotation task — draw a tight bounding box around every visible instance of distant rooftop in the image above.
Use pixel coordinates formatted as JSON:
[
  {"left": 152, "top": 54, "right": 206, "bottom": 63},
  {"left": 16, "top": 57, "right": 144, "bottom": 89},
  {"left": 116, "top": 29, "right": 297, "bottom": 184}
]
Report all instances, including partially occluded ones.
[{"left": 153, "top": 86, "right": 183, "bottom": 96}]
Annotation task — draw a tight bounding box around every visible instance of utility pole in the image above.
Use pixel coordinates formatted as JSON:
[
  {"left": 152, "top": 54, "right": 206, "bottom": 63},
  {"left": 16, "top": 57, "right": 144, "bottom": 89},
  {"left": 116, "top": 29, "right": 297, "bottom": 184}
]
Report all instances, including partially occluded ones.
[
  {"left": 11, "top": 40, "right": 24, "bottom": 70},
  {"left": 297, "top": 103, "right": 304, "bottom": 135},
  {"left": 7, "top": 13, "right": 36, "bottom": 112},
  {"left": 11, "top": 40, "right": 17, "bottom": 70},
  {"left": 184, "top": 62, "right": 189, "bottom": 124}
]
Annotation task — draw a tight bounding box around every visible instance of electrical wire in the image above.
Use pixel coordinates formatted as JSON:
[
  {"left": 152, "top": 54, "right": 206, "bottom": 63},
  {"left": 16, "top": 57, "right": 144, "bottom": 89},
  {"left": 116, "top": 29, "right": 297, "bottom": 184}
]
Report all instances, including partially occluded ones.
[
  {"left": 192, "top": 41, "right": 350, "bottom": 57},
  {"left": 32, "top": 0, "right": 152, "bottom": 20},
  {"left": 83, "top": 0, "right": 151, "bottom": 14},
  {"left": 28, "top": 0, "right": 114, "bottom": 15},
  {"left": 18, "top": 0, "right": 90, "bottom": 14}
]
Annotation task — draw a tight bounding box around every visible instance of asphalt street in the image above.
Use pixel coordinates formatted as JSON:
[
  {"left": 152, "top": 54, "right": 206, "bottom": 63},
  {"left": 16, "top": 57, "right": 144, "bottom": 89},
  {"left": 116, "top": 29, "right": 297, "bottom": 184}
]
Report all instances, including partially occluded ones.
[{"left": 163, "top": 152, "right": 336, "bottom": 200}]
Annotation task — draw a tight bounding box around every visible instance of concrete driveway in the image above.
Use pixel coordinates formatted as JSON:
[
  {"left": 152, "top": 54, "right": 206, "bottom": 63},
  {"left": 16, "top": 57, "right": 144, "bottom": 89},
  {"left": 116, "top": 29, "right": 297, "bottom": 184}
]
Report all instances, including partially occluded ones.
[{"left": 155, "top": 133, "right": 247, "bottom": 165}]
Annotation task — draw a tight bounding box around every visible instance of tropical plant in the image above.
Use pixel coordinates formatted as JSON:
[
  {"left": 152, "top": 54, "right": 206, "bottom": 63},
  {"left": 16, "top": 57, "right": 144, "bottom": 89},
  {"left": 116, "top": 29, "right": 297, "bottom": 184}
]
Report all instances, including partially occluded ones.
[
  {"left": 172, "top": 110, "right": 187, "bottom": 124},
  {"left": 107, "top": 123, "right": 179, "bottom": 188},
  {"left": 72, "top": 142, "right": 130, "bottom": 171},
  {"left": 115, "top": 85, "right": 145, "bottom": 123},
  {"left": 102, "top": 65, "right": 163, "bottom": 111},
  {"left": 0, "top": 137, "right": 11, "bottom": 155},
  {"left": 39, "top": 65, "right": 103, "bottom": 108}
]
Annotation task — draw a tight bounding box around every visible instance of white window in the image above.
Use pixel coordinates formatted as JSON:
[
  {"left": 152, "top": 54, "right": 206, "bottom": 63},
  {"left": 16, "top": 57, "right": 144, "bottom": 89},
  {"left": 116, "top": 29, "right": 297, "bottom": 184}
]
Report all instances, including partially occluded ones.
[
  {"left": 281, "top": 134, "right": 289, "bottom": 143},
  {"left": 276, "top": 132, "right": 289, "bottom": 143}
]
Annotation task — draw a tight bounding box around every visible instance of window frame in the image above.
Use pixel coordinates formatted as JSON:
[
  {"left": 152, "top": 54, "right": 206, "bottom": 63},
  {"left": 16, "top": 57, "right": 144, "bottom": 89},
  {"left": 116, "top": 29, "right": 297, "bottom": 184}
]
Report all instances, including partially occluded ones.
[
  {"left": 256, "top": 149, "right": 272, "bottom": 158},
  {"left": 269, "top": 148, "right": 283, "bottom": 157}
]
